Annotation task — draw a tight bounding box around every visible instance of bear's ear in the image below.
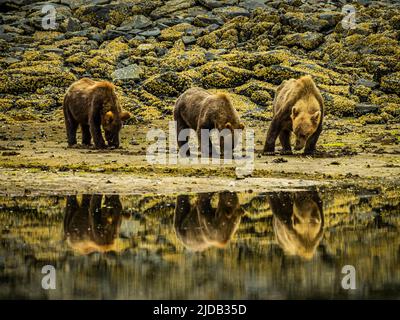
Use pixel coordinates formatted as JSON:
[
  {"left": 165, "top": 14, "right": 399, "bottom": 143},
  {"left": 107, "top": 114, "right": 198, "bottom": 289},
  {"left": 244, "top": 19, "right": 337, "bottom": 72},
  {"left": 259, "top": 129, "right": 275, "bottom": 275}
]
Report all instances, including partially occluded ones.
[
  {"left": 311, "top": 111, "right": 321, "bottom": 124},
  {"left": 120, "top": 111, "right": 131, "bottom": 121},
  {"left": 291, "top": 106, "right": 299, "bottom": 118},
  {"left": 104, "top": 111, "right": 114, "bottom": 124},
  {"left": 225, "top": 122, "right": 232, "bottom": 130}
]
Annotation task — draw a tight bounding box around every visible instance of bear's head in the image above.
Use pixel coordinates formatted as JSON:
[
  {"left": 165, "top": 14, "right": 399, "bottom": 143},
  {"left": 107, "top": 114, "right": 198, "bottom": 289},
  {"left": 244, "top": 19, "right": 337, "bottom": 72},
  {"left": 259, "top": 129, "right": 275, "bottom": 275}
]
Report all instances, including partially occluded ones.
[
  {"left": 102, "top": 110, "right": 131, "bottom": 148},
  {"left": 92, "top": 82, "right": 131, "bottom": 148},
  {"left": 291, "top": 97, "right": 321, "bottom": 150}
]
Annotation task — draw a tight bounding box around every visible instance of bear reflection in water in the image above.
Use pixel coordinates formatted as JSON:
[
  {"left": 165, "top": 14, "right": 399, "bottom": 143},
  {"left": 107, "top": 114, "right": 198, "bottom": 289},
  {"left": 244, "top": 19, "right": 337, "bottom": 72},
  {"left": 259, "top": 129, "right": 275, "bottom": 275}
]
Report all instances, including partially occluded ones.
[
  {"left": 174, "top": 192, "right": 244, "bottom": 251},
  {"left": 269, "top": 191, "right": 324, "bottom": 260},
  {"left": 63, "top": 195, "right": 128, "bottom": 254}
]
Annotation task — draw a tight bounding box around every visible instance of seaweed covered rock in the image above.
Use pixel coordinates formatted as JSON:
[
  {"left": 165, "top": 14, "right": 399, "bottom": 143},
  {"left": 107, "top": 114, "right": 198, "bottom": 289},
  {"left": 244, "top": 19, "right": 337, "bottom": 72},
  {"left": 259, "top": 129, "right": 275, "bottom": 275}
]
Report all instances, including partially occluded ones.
[
  {"left": 212, "top": 6, "right": 250, "bottom": 20},
  {"left": 197, "top": 16, "right": 249, "bottom": 49},
  {"left": 282, "top": 12, "right": 330, "bottom": 32},
  {"left": 222, "top": 51, "right": 284, "bottom": 69},
  {"left": 381, "top": 72, "right": 400, "bottom": 94},
  {"left": 0, "top": 0, "right": 399, "bottom": 122},
  {"left": 142, "top": 71, "right": 192, "bottom": 97},
  {"left": 160, "top": 42, "right": 207, "bottom": 72},
  {"left": 82, "top": 37, "right": 129, "bottom": 78},
  {"left": 281, "top": 32, "right": 324, "bottom": 50},
  {"left": 74, "top": 2, "right": 132, "bottom": 28},
  {"left": 150, "top": 0, "right": 196, "bottom": 19},
  {"left": 0, "top": 53, "right": 76, "bottom": 94},
  {"left": 255, "top": 65, "right": 304, "bottom": 85},
  {"left": 200, "top": 61, "right": 253, "bottom": 88},
  {"left": 198, "top": 0, "right": 238, "bottom": 9},
  {"left": 322, "top": 92, "right": 358, "bottom": 117},
  {"left": 158, "top": 23, "right": 199, "bottom": 41},
  {"left": 234, "top": 80, "right": 275, "bottom": 105}
]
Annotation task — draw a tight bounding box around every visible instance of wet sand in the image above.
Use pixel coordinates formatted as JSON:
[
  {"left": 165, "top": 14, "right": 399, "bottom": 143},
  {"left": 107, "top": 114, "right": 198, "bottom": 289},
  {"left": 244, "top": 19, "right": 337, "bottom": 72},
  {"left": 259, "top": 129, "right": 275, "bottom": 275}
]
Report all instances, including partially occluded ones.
[{"left": 0, "top": 118, "right": 399, "bottom": 195}]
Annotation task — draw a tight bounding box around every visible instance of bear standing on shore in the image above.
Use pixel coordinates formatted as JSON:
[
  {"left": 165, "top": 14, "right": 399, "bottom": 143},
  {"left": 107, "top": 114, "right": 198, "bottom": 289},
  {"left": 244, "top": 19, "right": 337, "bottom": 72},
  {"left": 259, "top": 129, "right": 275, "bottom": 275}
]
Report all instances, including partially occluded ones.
[
  {"left": 263, "top": 76, "right": 324, "bottom": 155},
  {"left": 174, "top": 87, "right": 244, "bottom": 157},
  {"left": 63, "top": 78, "right": 131, "bottom": 149}
]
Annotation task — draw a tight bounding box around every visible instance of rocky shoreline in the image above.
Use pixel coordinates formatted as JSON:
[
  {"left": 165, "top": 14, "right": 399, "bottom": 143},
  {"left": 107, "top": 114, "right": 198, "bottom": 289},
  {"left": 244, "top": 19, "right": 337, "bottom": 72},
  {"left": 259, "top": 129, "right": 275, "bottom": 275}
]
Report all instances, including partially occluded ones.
[{"left": 0, "top": 0, "right": 399, "bottom": 126}]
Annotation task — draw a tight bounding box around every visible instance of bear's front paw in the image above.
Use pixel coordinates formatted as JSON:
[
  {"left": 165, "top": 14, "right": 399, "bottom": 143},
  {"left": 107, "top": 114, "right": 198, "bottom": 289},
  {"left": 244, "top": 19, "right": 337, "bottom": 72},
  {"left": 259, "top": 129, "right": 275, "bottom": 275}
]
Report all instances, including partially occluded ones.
[
  {"left": 280, "top": 150, "right": 293, "bottom": 155},
  {"left": 94, "top": 144, "right": 107, "bottom": 150},
  {"left": 303, "top": 149, "right": 316, "bottom": 156},
  {"left": 263, "top": 151, "right": 276, "bottom": 156}
]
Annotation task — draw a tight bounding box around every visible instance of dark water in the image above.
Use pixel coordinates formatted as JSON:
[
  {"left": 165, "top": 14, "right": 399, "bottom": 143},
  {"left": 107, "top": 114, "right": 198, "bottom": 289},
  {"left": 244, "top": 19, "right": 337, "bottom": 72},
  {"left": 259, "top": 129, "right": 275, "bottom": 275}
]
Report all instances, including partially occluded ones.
[{"left": 0, "top": 187, "right": 399, "bottom": 299}]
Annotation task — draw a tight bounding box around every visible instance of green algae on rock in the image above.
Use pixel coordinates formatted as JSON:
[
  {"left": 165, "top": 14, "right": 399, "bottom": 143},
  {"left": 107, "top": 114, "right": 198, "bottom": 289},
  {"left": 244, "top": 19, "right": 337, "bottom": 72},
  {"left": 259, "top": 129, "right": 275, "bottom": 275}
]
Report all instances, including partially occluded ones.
[
  {"left": 0, "top": 61, "right": 76, "bottom": 94},
  {"left": 142, "top": 71, "right": 192, "bottom": 97},
  {"left": 201, "top": 61, "right": 253, "bottom": 88}
]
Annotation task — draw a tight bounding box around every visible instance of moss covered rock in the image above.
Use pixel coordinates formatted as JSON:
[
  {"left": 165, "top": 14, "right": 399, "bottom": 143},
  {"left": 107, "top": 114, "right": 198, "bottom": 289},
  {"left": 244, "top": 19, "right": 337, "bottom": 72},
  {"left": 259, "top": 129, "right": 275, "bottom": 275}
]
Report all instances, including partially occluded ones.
[
  {"left": 161, "top": 42, "right": 207, "bottom": 72},
  {"left": 234, "top": 80, "right": 275, "bottom": 106},
  {"left": 322, "top": 92, "right": 358, "bottom": 117},
  {"left": 0, "top": 61, "right": 76, "bottom": 94},
  {"left": 281, "top": 32, "right": 324, "bottom": 50},
  {"left": 74, "top": 3, "right": 131, "bottom": 28},
  {"left": 142, "top": 71, "right": 192, "bottom": 97},
  {"left": 200, "top": 61, "right": 253, "bottom": 88},
  {"left": 381, "top": 72, "right": 400, "bottom": 94},
  {"left": 83, "top": 37, "right": 129, "bottom": 78},
  {"left": 150, "top": 0, "right": 196, "bottom": 19}
]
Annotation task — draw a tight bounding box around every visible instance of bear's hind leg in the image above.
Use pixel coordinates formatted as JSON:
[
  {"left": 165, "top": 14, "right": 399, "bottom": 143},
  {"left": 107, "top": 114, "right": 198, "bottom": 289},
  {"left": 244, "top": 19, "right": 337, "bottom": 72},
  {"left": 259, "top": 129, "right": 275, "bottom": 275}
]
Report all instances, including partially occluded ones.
[
  {"left": 279, "top": 130, "right": 292, "bottom": 155},
  {"left": 64, "top": 109, "right": 78, "bottom": 147},
  {"left": 175, "top": 113, "right": 191, "bottom": 157},
  {"left": 81, "top": 124, "right": 92, "bottom": 146}
]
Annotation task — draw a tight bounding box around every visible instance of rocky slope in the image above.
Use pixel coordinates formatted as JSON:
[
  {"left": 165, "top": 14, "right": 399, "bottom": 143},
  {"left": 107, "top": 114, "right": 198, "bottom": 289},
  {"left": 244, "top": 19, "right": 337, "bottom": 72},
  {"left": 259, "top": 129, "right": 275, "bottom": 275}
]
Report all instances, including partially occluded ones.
[{"left": 0, "top": 0, "right": 399, "bottom": 124}]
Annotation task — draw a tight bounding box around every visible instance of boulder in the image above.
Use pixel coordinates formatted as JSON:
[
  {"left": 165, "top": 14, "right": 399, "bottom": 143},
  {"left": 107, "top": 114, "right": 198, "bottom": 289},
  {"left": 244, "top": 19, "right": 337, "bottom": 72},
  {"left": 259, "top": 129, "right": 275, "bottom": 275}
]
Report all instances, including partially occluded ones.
[
  {"left": 142, "top": 71, "right": 192, "bottom": 97},
  {"left": 150, "top": 0, "right": 196, "bottom": 19},
  {"left": 74, "top": 3, "right": 131, "bottom": 28},
  {"left": 0, "top": 61, "right": 76, "bottom": 94},
  {"left": 61, "top": 0, "right": 110, "bottom": 10},
  {"left": 238, "top": 0, "right": 268, "bottom": 11},
  {"left": 381, "top": 72, "right": 400, "bottom": 94},
  {"left": 212, "top": 6, "right": 250, "bottom": 20},
  {"left": 355, "top": 103, "right": 380, "bottom": 116},
  {"left": 198, "top": 0, "right": 238, "bottom": 9},
  {"left": 200, "top": 61, "right": 253, "bottom": 88},
  {"left": 111, "top": 64, "right": 143, "bottom": 81},
  {"left": 119, "top": 15, "right": 152, "bottom": 30},
  {"left": 281, "top": 32, "right": 324, "bottom": 50},
  {"left": 193, "top": 13, "right": 224, "bottom": 27}
]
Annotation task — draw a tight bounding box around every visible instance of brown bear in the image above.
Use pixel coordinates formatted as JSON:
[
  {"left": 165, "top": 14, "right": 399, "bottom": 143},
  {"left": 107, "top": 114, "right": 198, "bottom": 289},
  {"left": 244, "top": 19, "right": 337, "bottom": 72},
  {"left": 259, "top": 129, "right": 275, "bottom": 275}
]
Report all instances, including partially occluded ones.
[
  {"left": 174, "top": 192, "right": 244, "bottom": 251},
  {"left": 63, "top": 194, "right": 129, "bottom": 254},
  {"left": 174, "top": 87, "right": 244, "bottom": 158},
  {"left": 63, "top": 78, "right": 131, "bottom": 149},
  {"left": 263, "top": 76, "right": 324, "bottom": 155},
  {"left": 268, "top": 191, "right": 324, "bottom": 260}
]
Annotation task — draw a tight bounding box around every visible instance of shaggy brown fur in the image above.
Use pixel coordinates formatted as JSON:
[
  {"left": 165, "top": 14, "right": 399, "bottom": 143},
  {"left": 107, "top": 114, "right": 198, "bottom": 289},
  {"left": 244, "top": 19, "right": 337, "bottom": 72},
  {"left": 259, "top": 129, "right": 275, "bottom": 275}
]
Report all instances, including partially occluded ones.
[
  {"left": 263, "top": 76, "right": 324, "bottom": 155},
  {"left": 174, "top": 192, "right": 244, "bottom": 251},
  {"left": 63, "top": 78, "right": 131, "bottom": 149},
  {"left": 174, "top": 87, "right": 244, "bottom": 157}
]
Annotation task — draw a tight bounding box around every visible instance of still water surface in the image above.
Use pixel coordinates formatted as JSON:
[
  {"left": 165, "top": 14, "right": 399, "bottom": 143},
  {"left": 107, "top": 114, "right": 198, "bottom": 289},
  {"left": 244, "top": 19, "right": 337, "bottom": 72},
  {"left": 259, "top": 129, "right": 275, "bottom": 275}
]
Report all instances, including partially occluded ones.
[{"left": 0, "top": 187, "right": 399, "bottom": 299}]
